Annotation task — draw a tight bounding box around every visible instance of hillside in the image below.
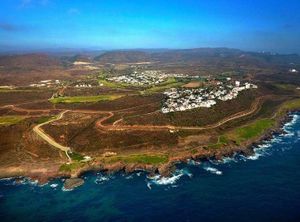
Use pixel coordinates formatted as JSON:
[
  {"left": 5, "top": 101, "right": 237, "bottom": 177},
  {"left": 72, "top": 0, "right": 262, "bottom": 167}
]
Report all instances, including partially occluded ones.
[{"left": 95, "top": 51, "right": 150, "bottom": 63}]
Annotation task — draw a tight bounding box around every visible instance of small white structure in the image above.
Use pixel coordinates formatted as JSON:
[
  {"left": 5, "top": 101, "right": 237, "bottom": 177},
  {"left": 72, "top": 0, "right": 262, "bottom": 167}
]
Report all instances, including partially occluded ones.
[{"left": 289, "top": 69, "right": 298, "bottom": 73}]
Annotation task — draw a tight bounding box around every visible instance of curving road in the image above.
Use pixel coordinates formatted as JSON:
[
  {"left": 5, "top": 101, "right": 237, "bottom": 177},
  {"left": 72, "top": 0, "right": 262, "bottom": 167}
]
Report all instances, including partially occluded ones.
[
  {"left": 1, "top": 95, "right": 268, "bottom": 158},
  {"left": 96, "top": 96, "right": 267, "bottom": 131},
  {"left": 33, "top": 110, "right": 71, "bottom": 161}
]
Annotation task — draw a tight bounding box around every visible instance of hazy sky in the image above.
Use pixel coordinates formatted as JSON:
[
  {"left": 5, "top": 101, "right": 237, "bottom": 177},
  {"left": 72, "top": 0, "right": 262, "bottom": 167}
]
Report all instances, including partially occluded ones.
[{"left": 0, "top": 0, "right": 300, "bottom": 53}]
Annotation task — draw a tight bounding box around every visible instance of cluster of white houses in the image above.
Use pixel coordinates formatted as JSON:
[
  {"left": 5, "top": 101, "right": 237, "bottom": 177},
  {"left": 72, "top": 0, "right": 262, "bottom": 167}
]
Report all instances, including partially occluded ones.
[
  {"left": 107, "top": 70, "right": 187, "bottom": 86},
  {"left": 75, "top": 83, "right": 92, "bottom": 88},
  {"left": 161, "top": 81, "right": 258, "bottom": 113},
  {"left": 29, "top": 79, "right": 60, "bottom": 87}
]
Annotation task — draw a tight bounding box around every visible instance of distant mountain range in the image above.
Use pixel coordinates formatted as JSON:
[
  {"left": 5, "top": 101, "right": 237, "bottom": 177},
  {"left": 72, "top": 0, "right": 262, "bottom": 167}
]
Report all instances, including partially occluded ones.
[
  {"left": 55, "top": 48, "right": 299, "bottom": 65},
  {"left": 1, "top": 48, "right": 299, "bottom": 69}
]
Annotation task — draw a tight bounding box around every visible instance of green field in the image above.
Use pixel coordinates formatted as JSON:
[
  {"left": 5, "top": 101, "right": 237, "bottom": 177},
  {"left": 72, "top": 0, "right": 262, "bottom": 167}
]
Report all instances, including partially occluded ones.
[
  {"left": 49, "top": 94, "right": 125, "bottom": 104},
  {"left": 98, "top": 79, "right": 132, "bottom": 88},
  {"left": 98, "top": 73, "right": 186, "bottom": 94},
  {"left": 227, "top": 119, "right": 275, "bottom": 144},
  {"left": 98, "top": 72, "right": 135, "bottom": 88},
  {"left": 141, "top": 78, "right": 185, "bottom": 95},
  {"left": 278, "top": 99, "right": 300, "bottom": 115},
  {"left": 59, "top": 162, "right": 84, "bottom": 172},
  {"left": 0, "top": 116, "right": 25, "bottom": 126},
  {"left": 104, "top": 154, "right": 168, "bottom": 165},
  {"left": 0, "top": 88, "right": 36, "bottom": 93},
  {"left": 69, "top": 152, "right": 85, "bottom": 161},
  {"left": 273, "top": 83, "right": 297, "bottom": 91}
]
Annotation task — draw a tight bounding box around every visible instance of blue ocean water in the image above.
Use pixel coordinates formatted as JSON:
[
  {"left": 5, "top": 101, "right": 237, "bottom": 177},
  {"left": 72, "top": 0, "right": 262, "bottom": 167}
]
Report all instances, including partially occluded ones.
[{"left": 1, "top": 114, "right": 300, "bottom": 222}]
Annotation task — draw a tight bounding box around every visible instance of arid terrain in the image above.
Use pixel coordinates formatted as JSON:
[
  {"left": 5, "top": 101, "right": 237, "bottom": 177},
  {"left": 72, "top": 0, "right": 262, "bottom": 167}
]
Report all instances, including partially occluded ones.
[{"left": 1, "top": 48, "right": 300, "bottom": 183}]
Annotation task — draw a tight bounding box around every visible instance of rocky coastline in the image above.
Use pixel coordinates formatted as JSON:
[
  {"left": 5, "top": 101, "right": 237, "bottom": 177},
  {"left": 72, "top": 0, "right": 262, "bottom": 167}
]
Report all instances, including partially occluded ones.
[{"left": 0, "top": 110, "right": 299, "bottom": 189}]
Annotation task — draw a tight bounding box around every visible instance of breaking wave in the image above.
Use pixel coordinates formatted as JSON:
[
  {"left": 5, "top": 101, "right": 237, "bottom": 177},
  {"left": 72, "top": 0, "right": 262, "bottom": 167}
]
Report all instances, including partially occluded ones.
[
  {"left": 125, "top": 175, "right": 134, "bottom": 180},
  {"left": 187, "top": 159, "right": 201, "bottom": 166},
  {"left": 203, "top": 166, "right": 223, "bottom": 175},
  {"left": 95, "top": 173, "right": 115, "bottom": 184},
  {"left": 50, "top": 183, "right": 59, "bottom": 189},
  {"left": 62, "top": 187, "right": 73, "bottom": 192},
  {"left": 146, "top": 168, "right": 192, "bottom": 189}
]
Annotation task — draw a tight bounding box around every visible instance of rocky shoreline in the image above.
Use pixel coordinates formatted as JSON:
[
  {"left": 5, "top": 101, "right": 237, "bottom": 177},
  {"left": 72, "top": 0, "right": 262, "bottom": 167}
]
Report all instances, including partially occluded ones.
[
  {"left": 0, "top": 111, "right": 299, "bottom": 189},
  {"left": 63, "top": 178, "right": 84, "bottom": 190}
]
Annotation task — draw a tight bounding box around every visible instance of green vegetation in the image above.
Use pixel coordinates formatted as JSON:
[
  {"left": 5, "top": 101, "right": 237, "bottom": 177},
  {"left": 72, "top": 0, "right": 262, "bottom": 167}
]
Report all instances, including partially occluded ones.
[
  {"left": 59, "top": 162, "right": 84, "bottom": 172},
  {"left": 273, "top": 83, "right": 296, "bottom": 91},
  {"left": 218, "top": 135, "right": 229, "bottom": 145},
  {"left": 206, "top": 98, "right": 300, "bottom": 149},
  {"left": 105, "top": 154, "right": 168, "bottom": 165},
  {"left": 0, "top": 88, "right": 35, "bottom": 93},
  {"left": 227, "top": 119, "right": 275, "bottom": 144},
  {"left": 141, "top": 78, "right": 184, "bottom": 95},
  {"left": 59, "top": 152, "right": 87, "bottom": 172},
  {"left": 207, "top": 119, "right": 274, "bottom": 148},
  {"left": 69, "top": 152, "right": 85, "bottom": 161},
  {"left": 98, "top": 73, "right": 133, "bottom": 88},
  {"left": 190, "top": 149, "right": 198, "bottom": 154},
  {"left": 207, "top": 143, "right": 224, "bottom": 149},
  {"left": 0, "top": 116, "right": 24, "bottom": 126},
  {"left": 49, "top": 94, "right": 124, "bottom": 104},
  {"left": 278, "top": 99, "right": 300, "bottom": 115},
  {"left": 35, "top": 116, "right": 55, "bottom": 124},
  {"left": 99, "top": 79, "right": 132, "bottom": 88}
]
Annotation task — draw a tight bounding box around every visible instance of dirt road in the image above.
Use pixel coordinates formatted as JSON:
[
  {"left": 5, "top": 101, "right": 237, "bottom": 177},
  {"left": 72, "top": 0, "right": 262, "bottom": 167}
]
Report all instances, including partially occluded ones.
[
  {"left": 1, "top": 96, "right": 267, "bottom": 157},
  {"left": 96, "top": 96, "right": 266, "bottom": 131},
  {"left": 33, "top": 110, "right": 71, "bottom": 161}
]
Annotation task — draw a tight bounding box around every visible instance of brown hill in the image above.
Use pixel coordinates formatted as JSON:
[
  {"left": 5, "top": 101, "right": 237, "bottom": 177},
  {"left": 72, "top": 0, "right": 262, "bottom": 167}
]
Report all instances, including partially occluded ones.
[
  {"left": 0, "top": 53, "right": 61, "bottom": 69},
  {"left": 95, "top": 51, "right": 150, "bottom": 64},
  {"left": 0, "top": 54, "right": 66, "bottom": 85}
]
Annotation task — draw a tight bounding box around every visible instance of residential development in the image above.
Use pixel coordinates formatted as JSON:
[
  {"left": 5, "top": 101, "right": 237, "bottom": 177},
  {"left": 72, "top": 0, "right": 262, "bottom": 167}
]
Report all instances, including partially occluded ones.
[
  {"left": 107, "top": 70, "right": 187, "bottom": 86},
  {"left": 29, "top": 79, "right": 61, "bottom": 88},
  {"left": 161, "top": 80, "right": 258, "bottom": 113}
]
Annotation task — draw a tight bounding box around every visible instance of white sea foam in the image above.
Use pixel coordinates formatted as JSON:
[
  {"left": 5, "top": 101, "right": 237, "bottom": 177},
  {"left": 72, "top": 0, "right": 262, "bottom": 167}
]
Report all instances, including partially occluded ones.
[
  {"left": 17, "top": 178, "right": 39, "bottom": 186},
  {"left": 270, "top": 137, "right": 283, "bottom": 144},
  {"left": 284, "top": 114, "right": 298, "bottom": 127},
  {"left": 95, "top": 174, "right": 114, "bottom": 184},
  {"left": 203, "top": 115, "right": 300, "bottom": 167},
  {"left": 153, "top": 174, "right": 183, "bottom": 185},
  {"left": 222, "top": 156, "right": 238, "bottom": 164},
  {"left": 62, "top": 187, "right": 73, "bottom": 192},
  {"left": 147, "top": 169, "right": 192, "bottom": 186},
  {"left": 257, "top": 143, "right": 272, "bottom": 149},
  {"left": 247, "top": 146, "right": 269, "bottom": 160},
  {"left": 147, "top": 182, "right": 152, "bottom": 190},
  {"left": 38, "top": 182, "right": 49, "bottom": 187},
  {"left": 283, "top": 114, "right": 299, "bottom": 136},
  {"left": 0, "top": 177, "right": 15, "bottom": 182},
  {"left": 187, "top": 159, "right": 201, "bottom": 166},
  {"left": 246, "top": 153, "right": 261, "bottom": 160},
  {"left": 209, "top": 155, "right": 238, "bottom": 165},
  {"left": 50, "top": 183, "right": 58, "bottom": 188},
  {"left": 203, "top": 166, "right": 223, "bottom": 175},
  {"left": 125, "top": 175, "right": 134, "bottom": 180}
]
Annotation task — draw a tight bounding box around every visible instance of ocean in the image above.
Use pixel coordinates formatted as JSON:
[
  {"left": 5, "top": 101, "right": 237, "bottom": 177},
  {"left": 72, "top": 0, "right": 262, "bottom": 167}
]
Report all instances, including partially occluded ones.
[{"left": 1, "top": 113, "right": 300, "bottom": 222}]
